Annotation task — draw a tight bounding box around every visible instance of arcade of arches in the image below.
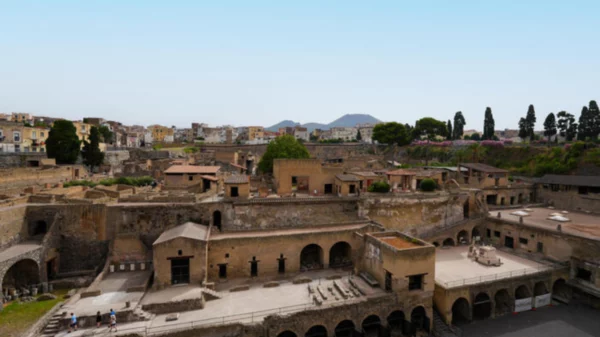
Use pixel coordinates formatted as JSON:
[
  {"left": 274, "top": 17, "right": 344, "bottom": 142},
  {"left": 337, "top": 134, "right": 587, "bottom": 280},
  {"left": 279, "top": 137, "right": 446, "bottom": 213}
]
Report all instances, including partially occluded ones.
[{"left": 1, "top": 259, "right": 40, "bottom": 292}]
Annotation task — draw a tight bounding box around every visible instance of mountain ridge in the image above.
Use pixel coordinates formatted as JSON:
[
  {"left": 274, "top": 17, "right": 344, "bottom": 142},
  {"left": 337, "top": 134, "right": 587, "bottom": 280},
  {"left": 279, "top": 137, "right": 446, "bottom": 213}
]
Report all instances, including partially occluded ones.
[{"left": 266, "top": 114, "right": 380, "bottom": 132}]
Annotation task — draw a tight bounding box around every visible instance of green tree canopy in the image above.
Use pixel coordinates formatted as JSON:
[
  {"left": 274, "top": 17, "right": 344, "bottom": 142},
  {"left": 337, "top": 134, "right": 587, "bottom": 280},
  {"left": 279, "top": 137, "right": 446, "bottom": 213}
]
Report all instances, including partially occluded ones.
[
  {"left": 578, "top": 100, "right": 600, "bottom": 141},
  {"left": 446, "top": 120, "right": 453, "bottom": 140},
  {"left": 482, "top": 107, "right": 495, "bottom": 140},
  {"left": 372, "top": 122, "right": 411, "bottom": 145},
  {"left": 525, "top": 104, "right": 537, "bottom": 141},
  {"left": 98, "top": 125, "right": 113, "bottom": 143},
  {"left": 557, "top": 111, "right": 577, "bottom": 142},
  {"left": 543, "top": 112, "right": 557, "bottom": 145},
  {"left": 258, "top": 135, "right": 310, "bottom": 173},
  {"left": 82, "top": 126, "right": 105, "bottom": 172},
  {"left": 452, "top": 111, "right": 466, "bottom": 140},
  {"left": 413, "top": 117, "right": 447, "bottom": 140},
  {"left": 46, "top": 120, "right": 81, "bottom": 164},
  {"left": 470, "top": 132, "right": 481, "bottom": 141},
  {"left": 518, "top": 117, "right": 528, "bottom": 141},
  {"left": 356, "top": 129, "right": 362, "bottom": 141}
]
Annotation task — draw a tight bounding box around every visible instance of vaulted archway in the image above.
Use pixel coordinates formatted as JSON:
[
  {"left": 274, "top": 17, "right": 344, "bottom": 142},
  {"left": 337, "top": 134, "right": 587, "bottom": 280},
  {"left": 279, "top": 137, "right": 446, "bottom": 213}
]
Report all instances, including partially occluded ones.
[
  {"left": 277, "top": 331, "right": 297, "bottom": 337},
  {"left": 387, "top": 310, "right": 405, "bottom": 332},
  {"left": 2, "top": 259, "right": 40, "bottom": 291},
  {"left": 305, "top": 325, "right": 327, "bottom": 337},
  {"left": 473, "top": 292, "right": 492, "bottom": 320},
  {"left": 494, "top": 288, "right": 512, "bottom": 316},
  {"left": 443, "top": 238, "right": 455, "bottom": 247},
  {"left": 515, "top": 285, "right": 531, "bottom": 299},
  {"left": 300, "top": 244, "right": 323, "bottom": 271},
  {"left": 361, "top": 315, "right": 381, "bottom": 336},
  {"left": 534, "top": 281, "right": 548, "bottom": 296},
  {"left": 334, "top": 320, "right": 355, "bottom": 337},
  {"left": 451, "top": 297, "right": 470, "bottom": 325},
  {"left": 457, "top": 230, "right": 469, "bottom": 245},
  {"left": 329, "top": 242, "right": 352, "bottom": 268}
]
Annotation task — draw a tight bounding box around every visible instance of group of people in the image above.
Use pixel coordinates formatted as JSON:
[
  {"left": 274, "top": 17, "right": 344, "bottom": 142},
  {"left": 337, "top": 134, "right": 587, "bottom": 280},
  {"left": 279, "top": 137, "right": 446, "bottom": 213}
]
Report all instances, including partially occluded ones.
[{"left": 68, "top": 308, "right": 117, "bottom": 333}]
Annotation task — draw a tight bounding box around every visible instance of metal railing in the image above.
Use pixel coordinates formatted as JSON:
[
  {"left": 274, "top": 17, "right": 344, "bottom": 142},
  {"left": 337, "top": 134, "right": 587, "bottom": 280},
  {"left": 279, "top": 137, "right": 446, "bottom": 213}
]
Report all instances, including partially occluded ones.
[{"left": 437, "top": 264, "right": 553, "bottom": 288}]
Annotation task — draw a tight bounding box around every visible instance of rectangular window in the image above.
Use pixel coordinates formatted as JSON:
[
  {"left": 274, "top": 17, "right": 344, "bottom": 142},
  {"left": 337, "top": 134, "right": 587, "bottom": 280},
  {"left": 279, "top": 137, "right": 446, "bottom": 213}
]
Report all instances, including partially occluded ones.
[
  {"left": 576, "top": 268, "right": 592, "bottom": 282},
  {"left": 32, "top": 131, "right": 37, "bottom": 139},
  {"left": 188, "top": 175, "right": 193, "bottom": 181},
  {"left": 494, "top": 230, "right": 501, "bottom": 238},
  {"left": 519, "top": 237, "right": 528, "bottom": 245},
  {"left": 537, "top": 242, "right": 543, "bottom": 253},
  {"left": 41, "top": 132, "right": 44, "bottom": 137},
  {"left": 13, "top": 132, "right": 21, "bottom": 142},
  {"left": 408, "top": 274, "right": 424, "bottom": 291},
  {"left": 486, "top": 229, "right": 491, "bottom": 238},
  {"left": 231, "top": 186, "right": 239, "bottom": 197}
]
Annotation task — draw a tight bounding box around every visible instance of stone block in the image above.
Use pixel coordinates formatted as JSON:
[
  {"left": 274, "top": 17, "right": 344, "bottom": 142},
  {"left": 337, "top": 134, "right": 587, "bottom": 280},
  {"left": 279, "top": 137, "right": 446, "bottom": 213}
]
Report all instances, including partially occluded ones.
[
  {"left": 165, "top": 313, "right": 180, "bottom": 322},
  {"left": 229, "top": 285, "right": 250, "bottom": 292}
]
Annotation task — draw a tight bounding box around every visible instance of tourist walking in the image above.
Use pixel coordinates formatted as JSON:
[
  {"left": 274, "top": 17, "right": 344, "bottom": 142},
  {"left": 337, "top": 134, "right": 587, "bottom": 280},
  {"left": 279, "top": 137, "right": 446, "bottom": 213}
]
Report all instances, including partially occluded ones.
[
  {"left": 108, "top": 308, "right": 117, "bottom": 332},
  {"left": 68, "top": 313, "right": 78, "bottom": 333},
  {"left": 96, "top": 311, "right": 102, "bottom": 328}
]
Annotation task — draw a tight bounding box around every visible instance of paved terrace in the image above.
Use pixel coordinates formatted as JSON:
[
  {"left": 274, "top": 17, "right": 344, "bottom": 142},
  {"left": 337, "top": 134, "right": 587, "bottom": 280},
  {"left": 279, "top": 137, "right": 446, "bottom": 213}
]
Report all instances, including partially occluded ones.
[
  {"left": 492, "top": 208, "right": 600, "bottom": 241},
  {"left": 435, "top": 246, "right": 555, "bottom": 289},
  {"left": 56, "top": 273, "right": 385, "bottom": 337},
  {"left": 210, "top": 222, "right": 371, "bottom": 240}
]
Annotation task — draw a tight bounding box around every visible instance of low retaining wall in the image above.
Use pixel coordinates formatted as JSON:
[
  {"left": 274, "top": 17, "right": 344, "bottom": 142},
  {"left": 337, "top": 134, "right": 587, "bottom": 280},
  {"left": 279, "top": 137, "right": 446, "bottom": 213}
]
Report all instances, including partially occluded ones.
[{"left": 142, "top": 296, "right": 205, "bottom": 315}]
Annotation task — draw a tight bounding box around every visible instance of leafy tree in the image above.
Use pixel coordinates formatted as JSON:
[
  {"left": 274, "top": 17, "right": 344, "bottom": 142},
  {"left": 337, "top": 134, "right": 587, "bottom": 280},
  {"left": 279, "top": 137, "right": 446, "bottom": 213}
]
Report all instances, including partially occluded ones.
[
  {"left": 82, "top": 126, "right": 105, "bottom": 172},
  {"left": 482, "top": 107, "right": 495, "bottom": 140},
  {"left": 46, "top": 120, "right": 81, "bottom": 164},
  {"left": 525, "top": 104, "right": 537, "bottom": 141},
  {"left": 356, "top": 129, "right": 362, "bottom": 141},
  {"left": 23, "top": 122, "right": 32, "bottom": 127},
  {"left": 557, "top": 111, "right": 577, "bottom": 141},
  {"left": 579, "top": 100, "right": 600, "bottom": 141},
  {"left": 463, "top": 134, "right": 471, "bottom": 140},
  {"left": 367, "top": 181, "right": 390, "bottom": 193},
  {"left": 413, "top": 117, "right": 448, "bottom": 140},
  {"left": 372, "top": 122, "right": 411, "bottom": 145},
  {"left": 543, "top": 113, "right": 557, "bottom": 145},
  {"left": 446, "top": 120, "right": 453, "bottom": 140},
  {"left": 452, "top": 111, "right": 466, "bottom": 140},
  {"left": 470, "top": 133, "right": 481, "bottom": 141},
  {"left": 419, "top": 178, "right": 437, "bottom": 192},
  {"left": 258, "top": 135, "right": 310, "bottom": 173},
  {"left": 98, "top": 125, "right": 113, "bottom": 143},
  {"left": 518, "top": 118, "right": 528, "bottom": 141}
]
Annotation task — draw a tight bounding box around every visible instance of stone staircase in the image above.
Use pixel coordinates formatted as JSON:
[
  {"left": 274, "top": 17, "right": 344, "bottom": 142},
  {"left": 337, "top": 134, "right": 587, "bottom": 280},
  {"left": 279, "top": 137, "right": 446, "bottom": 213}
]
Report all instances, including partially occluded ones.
[
  {"left": 202, "top": 287, "right": 222, "bottom": 301},
  {"left": 432, "top": 310, "right": 461, "bottom": 337},
  {"left": 40, "top": 312, "right": 65, "bottom": 337}
]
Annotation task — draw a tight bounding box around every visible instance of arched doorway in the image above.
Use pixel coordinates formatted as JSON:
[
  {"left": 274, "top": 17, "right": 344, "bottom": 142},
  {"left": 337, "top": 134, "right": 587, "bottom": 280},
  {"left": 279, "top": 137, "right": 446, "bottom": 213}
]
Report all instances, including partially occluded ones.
[
  {"left": 305, "top": 325, "right": 327, "bottom": 337},
  {"left": 472, "top": 292, "right": 492, "bottom": 320},
  {"left": 552, "top": 278, "right": 571, "bottom": 301},
  {"left": 213, "top": 211, "right": 222, "bottom": 231},
  {"left": 361, "top": 315, "right": 381, "bottom": 336},
  {"left": 334, "top": 320, "right": 355, "bottom": 337},
  {"left": 451, "top": 298, "right": 470, "bottom": 325},
  {"left": 494, "top": 289, "right": 512, "bottom": 316},
  {"left": 534, "top": 281, "right": 548, "bottom": 296},
  {"left": 300, "top": 244, "right": 323, "bottom": 271},
  {"left": 515, "top": 285, "right": 531, "bottom": 299},
  {"left": 432, "top": 242, "right": 440, "bottom": 247},
  {"left": 411, "top": 306, "right": 429, "bottom": 333},
  {"left": 2, "top": 259, "right": 40, "bottom": 291},
  {"left": 457, "top": 230, "right": 469, "bottom": 245},
  {"left": 442, "top": 238, "right": 455, "bottom": 247},
  {"left": 387, "top": 310, "right": 405, "bottom": 333},
  {"left": 518, "top": 193, "right": 523, "bottom": 203},
  {"left": 471, "top": 227, "right": 481, "bottom": 241},
  {"left": 277, "top": 331, "right": 297, "bottom": 337},
  {"left": 329, "top": 242, "right": 352, "bottom": 268},
  {"left": 30, "top": 220, "right": 48, "bottom": 236}
]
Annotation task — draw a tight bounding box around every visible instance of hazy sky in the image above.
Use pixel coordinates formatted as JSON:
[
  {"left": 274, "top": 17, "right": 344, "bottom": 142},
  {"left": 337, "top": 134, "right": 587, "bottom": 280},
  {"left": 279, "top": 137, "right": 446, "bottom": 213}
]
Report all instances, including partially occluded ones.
[{"left": 1, "top": 1, "right": 598, "bottom": 130}]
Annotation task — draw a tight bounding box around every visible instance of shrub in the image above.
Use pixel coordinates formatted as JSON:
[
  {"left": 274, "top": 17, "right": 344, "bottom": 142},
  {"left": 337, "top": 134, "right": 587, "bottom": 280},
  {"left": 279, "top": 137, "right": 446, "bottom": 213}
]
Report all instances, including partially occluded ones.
[
  {"left": 152, "top": 144, "right": 163, "bottom": 151},
  {"left": 367, "top": 181, "right": 390, "bottom": 193},
  {"left": 419, "top": 178, "right": 437, "bottom": 192},
  {"left": 64, "top": 176, "right": 154, "bottom": 188},
  {"left": 183, "top": 146, "right": 199, "bottom": 154}
]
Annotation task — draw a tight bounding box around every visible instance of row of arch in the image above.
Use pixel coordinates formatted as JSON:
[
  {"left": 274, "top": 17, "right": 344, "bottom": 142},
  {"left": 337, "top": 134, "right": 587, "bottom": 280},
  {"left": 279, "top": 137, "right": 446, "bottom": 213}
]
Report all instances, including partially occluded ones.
[
  {"left": 300, "top": 242, "right": 352, "bottom": 270},
  {"left": 450, "top": 279, "right": 567, "bottom": 325},
  {"left": 1, "top": 259, "right": 41, "bottom": 292},
  {"left": 277, "top": 307, "right": 429, "bottom": 337},
  {"left": 432, "top": 227, "right": 482, "bottom": 247}
]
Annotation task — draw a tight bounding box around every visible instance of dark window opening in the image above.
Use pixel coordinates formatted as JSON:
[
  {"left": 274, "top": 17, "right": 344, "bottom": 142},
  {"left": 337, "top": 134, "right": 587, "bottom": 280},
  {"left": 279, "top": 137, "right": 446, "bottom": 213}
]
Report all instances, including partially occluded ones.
[
  {"left": 250, "top": 257, "right": 258, "bottom": 277},
  {"left": 408, "top": 274, "right": 424, "bottom": 291},
  {"left": 218, "top": 264, "right": 227, "bottom": 279},
  {"left": 278, "top": 256, "right": 285, "bottom": 274},
  {"left": 537, "top": 242, "right": 543, "bottom": 253},
  {"left": 385, "top": 271, "right": 393, "bottom": 291},
  {"left": 504, "top": 236, "right": 514, "bottom": 249},
  {"left": 230, "top": 186, "right": 239, "bottom": 197},
  {"left": 349, "top": 184, "right": 356, "bottom": 194},
  {"left": 188, "top": 175, "right": 193, "bottom": 181},
  {"left": 213, "top": 211, "right": 222, "bottom": 231},
  {"left": 519, "top": 237, "right": 528, "bottom": 245},
  {"left": 494, "top": 230, "right": 501, "bottom": 238},
  {"left": 486, "top": 229, "right": 491, "bottom": 238},
  {"left": 576, "top": 268, "right": 592, "bottom": 282},
  {"left": 486, "top": 195, "right": 497, "bottom": 205},
  {"left": 324, "top": 184, "right": 333, "bottom": 194},
  {"left": 178, "top": 250, "right": 183, "bottom": 256},
  {"left": 171, "top": 258, "right": 190, "bottom": 285}
]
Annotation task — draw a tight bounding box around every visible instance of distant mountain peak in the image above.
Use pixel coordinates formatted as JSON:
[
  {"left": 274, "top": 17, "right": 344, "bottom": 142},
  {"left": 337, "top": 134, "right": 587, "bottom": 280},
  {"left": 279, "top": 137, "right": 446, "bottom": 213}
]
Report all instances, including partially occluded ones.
[{"left": 266, "top": 114, "right": 381, "bottom": 132}]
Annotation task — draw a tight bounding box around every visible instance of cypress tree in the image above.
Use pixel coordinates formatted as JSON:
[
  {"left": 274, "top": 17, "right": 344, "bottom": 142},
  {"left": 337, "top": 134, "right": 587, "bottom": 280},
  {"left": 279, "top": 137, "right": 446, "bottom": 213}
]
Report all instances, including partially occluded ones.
[
  {"left": 446, "top": 120, "right": 453, "bottom": 140},
  {"left": 453, "top": 111, "right": 466, "bottom": 140},
  {"left": 525, "top": 104, "right": 537, "bottom": 141},
  {"left": 483, "top": 107, "right": 495, "bottom": 140},
  {"left": 82, "top": 126, "right": 105, "bottom": 172},
  {"left": 46, "top": 120, "right": 81, "bottom": 164},
  {"left": 543, "top": 113, "right": 557, "bottom": 145}
]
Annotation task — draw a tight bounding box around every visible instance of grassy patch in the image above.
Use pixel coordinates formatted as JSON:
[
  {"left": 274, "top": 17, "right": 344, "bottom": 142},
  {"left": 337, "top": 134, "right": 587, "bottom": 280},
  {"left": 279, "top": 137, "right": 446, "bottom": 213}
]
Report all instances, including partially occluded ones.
[{"left": 0, "top": 289, "right": 68, "bottom": 337}]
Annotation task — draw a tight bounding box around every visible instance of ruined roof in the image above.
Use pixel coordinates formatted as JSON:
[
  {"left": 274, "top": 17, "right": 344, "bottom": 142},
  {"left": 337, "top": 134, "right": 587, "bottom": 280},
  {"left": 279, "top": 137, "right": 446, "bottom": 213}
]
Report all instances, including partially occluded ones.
[
  {"left": 153, "top": 222, "right": 208, "bottom": 245},
  {"left": 459, "top": 163, "right": 508, "bottom": 173},
  {"left": 423, "top": 166, "right": 468, "bottom": 172},
  {"left": 386, "top": 169, "right": 416, "bottom": 176},
  {"left": 164, "top": 165, "right": 221, "bottom": 174},
  {"left": 335, "top": 174, "right": 360, "bottom": 182},
  {"left": 537, "top": 174, "right": 600, "bottom": 187},
  {"left": 224, "top": 175, "right": 249, "bottom": 184},
  {"left": 228, "top": 162, "right": 247, "bottom": 171},
  {"left": 200, "top": 175, "right": 219, "bottom": 182}
]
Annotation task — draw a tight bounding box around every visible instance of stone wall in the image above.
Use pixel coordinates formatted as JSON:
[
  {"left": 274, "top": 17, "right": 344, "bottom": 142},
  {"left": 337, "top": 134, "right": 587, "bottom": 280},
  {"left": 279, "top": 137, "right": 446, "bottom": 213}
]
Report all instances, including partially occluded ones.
[
  {"left": 0, "top": 205, "right": 27, "bottom": 249},
  {"left": 359, "top": 193, "right": 467, "bottom": 236},
  {"left": 537, "top": 187, "right": 600, "bottom": 214},
  {"left": 0, "top": 165, "right": 88, "bottom": 195},
  {"left": 0, "top": 152, "right": 47, "bottom": 168}
]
